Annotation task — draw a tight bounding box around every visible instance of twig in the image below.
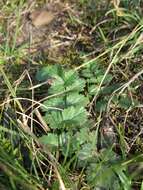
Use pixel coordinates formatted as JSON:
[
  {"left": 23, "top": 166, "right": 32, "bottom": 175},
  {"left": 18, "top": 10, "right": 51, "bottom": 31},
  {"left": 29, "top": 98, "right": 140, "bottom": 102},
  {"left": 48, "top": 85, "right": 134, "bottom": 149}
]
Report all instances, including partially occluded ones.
[{"left": 35, "top": 108, "right": 50, "bottom": 132}]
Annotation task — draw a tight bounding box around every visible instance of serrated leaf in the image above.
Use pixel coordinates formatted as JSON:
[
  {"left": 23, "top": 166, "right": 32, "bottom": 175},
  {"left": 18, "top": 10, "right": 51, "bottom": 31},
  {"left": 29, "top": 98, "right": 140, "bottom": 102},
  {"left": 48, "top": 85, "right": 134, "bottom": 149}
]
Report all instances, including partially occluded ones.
[
  {"left": 66, "top": 78, "right": 85, "bottom": 92},
  {"left": 90, "top": 61, "right": 100, "bottom": 71},
  {"left": 112, "top": 95, "right": 139, "bottom": 109},
  {"left": 100, "top": 84, "right": 121, "bottom": 95},
  {"left": 56, "top": 64, "right": 65, "bottom": 79},
  {"left": 81, "top": 69, "right": 94, "bottom": 78},
  {"left": 103, "top": 74, "right": 113, "bottom": 84},
  {"left": 66, "top": 93, "right": 89, "bottom": 107},
  {"left": 36, "top": 65, "right": 59, "bottom": 81},
  {"left": 64, "top": 70, "right": 79, "bottom": 85},
  {"left": 78, "top": 143, "right": 94, "bottom": 161},
  {"left": 42, "top": 93, "right": 89, "bottom": 112},
  {"left": 42, "top": 97, "right": 65, "bottom": 112},
  {"left": 44, "top": 106, "right": 88, "bottom": 129},
  {"left": 118, "top": 96, "right": 133, "bottom": 109},
  {"left": 62, "top": 106, "right": 88, "bottom": 126},
  {"left": 88, "top": 84, "right": 99, "bottom": 95},
  {"left": 48, "top": 69, "right": 86, "bottom": 94},
  {"left": 87, "top": 76, "right": 103, "bottom": 84},
  {"left": 95, "top": 99, "right": 108, "bottom": 112},
  {"left": 86, "top": 162, "right": 121, "bottom": 189},
  {"left": 87, "top": 73, "right": 113, "bottom": 85},
  {"left": 39, "top": 133, "right": 59, "bottom": 147},
  {"left": 49, "top": 79, "right": 85, "bottom": 94},
  {"left": 75, "top": 128, "right": 89, "bottom": 145},
  {"left": 48, "top": 78, "right": 65, "bottom": 94},
  {"left": 44, "top": 111, "right": 63, "bottom": 129}
]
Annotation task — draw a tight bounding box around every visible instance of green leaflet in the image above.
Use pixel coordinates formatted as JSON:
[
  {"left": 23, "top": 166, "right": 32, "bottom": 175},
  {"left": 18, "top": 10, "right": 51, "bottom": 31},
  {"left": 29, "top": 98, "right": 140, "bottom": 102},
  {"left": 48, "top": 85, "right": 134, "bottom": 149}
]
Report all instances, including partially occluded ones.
[
  {"left": 36, "top": 59, "right": 138, "bottom": 189},
  {"left": 44, "top": 106, "right": 88, "bottom": 129},
  {"left": 48, "top": 71, "right": 85, "bottom": 94},
  {"left": 42, "top": 93, "right": 89, "bottom": 112},
  {"left": 39, "top": 133, "right": 59, "bottom": 148},
  {"left": 36, "top": 65, "right": 59, "bottom": 81},
  {"left": 37, "top": 65, "right": 89, "bottom": 130}
]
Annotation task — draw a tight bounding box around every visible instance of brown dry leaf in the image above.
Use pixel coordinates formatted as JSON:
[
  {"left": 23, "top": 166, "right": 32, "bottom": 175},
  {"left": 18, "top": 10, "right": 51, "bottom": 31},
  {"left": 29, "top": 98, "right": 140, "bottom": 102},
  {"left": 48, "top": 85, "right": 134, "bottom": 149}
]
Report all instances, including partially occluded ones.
[{"left": 29, "top": 10, "right": 55, "bottom": 27}]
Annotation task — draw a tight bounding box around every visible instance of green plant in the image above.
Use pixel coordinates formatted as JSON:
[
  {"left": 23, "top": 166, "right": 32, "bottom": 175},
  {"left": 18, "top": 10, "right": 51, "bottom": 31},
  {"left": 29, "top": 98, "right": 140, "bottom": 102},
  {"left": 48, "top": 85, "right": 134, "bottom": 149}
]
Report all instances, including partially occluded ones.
[
  {"left": 36, "top": 64, "right": 137, "bottom": 189},
  {"left": 1, "top": 0, "right": 143, "bottom": 189},
  {"left": 36, "top": 65, "right": 89, "bottom": 154}
]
